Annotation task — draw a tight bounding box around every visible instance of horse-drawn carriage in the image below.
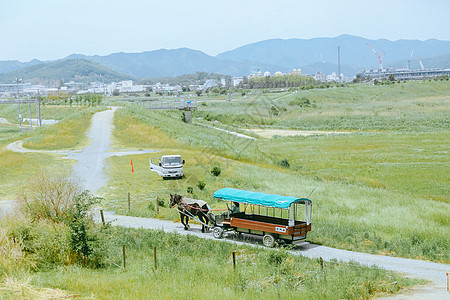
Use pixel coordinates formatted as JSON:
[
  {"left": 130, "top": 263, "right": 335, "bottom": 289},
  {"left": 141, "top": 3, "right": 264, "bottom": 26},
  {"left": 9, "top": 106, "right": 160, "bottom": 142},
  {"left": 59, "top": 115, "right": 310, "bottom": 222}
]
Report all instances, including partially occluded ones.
[
  {"left": 170, "top": 188, "right": 312, "bottom": 247},
  {"left": 211, "top": 188, "right": 312, "bottom": 247}
]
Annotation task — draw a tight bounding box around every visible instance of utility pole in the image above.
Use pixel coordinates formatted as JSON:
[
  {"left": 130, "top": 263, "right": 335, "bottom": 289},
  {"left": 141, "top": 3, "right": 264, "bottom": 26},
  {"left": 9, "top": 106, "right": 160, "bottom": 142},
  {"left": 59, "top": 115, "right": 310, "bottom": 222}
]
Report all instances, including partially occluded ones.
[
  {"left": 15, "top": 78, "right": 22, "bottom": 133},
  {"left": 337, "top": 46, "right": 341, "bottom": 83},
  {"left": 28, "top": 96, "right": 32, "bottom": 130}
]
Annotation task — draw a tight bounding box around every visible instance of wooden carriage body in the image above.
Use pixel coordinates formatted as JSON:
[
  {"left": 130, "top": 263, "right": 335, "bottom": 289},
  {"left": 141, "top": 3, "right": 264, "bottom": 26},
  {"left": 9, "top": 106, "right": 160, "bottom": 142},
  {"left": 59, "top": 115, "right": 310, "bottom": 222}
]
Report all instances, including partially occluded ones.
[{"left": 213, "top": 188, "right": 312, "bottom": 246}]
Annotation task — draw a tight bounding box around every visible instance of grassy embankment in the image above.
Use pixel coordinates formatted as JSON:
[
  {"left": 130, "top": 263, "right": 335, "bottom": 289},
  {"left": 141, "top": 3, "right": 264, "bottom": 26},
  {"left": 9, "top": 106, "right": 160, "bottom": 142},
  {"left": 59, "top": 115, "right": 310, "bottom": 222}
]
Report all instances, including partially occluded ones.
[
  {"left": 102, "top": 81, "right": 449, "bottom": 263},
  {"left": 1, "top": 217, "right": 421, "bottom": 299},
  {"left": 0, "top": 105, "right": 102, "bottom": 199}
]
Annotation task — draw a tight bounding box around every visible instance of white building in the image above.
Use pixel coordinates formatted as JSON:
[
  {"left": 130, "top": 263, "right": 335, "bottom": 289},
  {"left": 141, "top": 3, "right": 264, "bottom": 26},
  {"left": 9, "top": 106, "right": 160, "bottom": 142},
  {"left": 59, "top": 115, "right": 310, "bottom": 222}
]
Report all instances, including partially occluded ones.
[
  {"left": 231, "top": 77, "right": 244, "bottom": 87},
  {"left": 203, "top": 79, "right": 217, "bottom": 90}
]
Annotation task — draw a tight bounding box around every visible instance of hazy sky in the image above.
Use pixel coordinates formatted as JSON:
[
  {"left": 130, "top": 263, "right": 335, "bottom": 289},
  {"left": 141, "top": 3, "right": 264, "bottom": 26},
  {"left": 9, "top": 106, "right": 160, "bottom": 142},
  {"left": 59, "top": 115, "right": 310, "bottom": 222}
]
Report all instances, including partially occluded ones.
[{"left": 2, "top": 0, "right": 449, "bottom": 62}]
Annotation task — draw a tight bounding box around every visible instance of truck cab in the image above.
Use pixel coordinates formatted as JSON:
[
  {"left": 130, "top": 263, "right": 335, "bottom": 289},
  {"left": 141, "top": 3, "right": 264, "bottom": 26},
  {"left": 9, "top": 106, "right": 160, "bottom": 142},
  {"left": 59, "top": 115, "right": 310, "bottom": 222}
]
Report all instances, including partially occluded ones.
[{"left": 150, "top": 155, "right": 184, "bottom": 179}]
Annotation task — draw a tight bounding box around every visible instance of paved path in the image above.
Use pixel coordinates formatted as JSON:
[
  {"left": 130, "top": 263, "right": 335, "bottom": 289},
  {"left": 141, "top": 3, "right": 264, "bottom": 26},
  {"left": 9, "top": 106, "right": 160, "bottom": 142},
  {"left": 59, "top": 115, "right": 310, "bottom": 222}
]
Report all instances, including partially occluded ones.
[{"left": 6, "top": 107, "right": 157, "bottom": 193}]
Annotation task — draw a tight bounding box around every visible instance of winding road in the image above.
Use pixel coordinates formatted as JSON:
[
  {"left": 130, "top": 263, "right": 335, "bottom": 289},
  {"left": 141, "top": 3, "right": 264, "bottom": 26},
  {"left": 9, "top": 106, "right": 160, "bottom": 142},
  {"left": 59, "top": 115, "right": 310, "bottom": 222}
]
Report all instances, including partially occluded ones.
[{"left": 3, "top": 107, "right": 449, "bottom": 299}]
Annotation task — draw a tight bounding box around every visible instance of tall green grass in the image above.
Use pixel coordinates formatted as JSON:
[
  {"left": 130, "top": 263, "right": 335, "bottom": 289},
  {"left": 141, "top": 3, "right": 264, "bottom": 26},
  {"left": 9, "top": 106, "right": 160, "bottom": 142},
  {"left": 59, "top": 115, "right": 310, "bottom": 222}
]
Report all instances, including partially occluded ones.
[
  {"left": 27, "top": 227, "right": 421, "bottom": 299},
  {"left": 104, "top": 81, "right": 449, "bottom": 263},
  {"left": 22, "top": 108, "right": 102, "bottom": 150}
]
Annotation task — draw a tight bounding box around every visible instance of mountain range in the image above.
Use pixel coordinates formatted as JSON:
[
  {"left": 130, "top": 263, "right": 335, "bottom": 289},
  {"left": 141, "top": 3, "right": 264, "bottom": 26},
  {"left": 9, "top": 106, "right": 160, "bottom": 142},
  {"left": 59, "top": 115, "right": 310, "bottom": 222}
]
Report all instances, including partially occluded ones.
[{"left": 1, "top": 34, "right": 450, "bottom": 83}]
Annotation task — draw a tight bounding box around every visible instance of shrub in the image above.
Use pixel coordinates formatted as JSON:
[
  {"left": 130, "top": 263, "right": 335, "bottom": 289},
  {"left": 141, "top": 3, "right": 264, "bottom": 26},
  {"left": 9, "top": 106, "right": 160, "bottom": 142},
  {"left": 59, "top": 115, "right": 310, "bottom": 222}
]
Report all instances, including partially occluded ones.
[
  {"left": 211, "top": 166, "right": 221, "bottom": 177},
  {"left": 63, "top": 191, "right": 101, "bottom": 266},
  {"left": 270, "top": 106, "right": 279, "bottom": 116},
  {"left": 289, "top": 96, "right": 314, "bottom": 108},
  {"left": 197, "top": 181, "right": 206, "bottom": 190},
  {"left": 187, "top": 186, "right": 194, "bottom": 194},
  {"left": 16, "top": 172, "right": 81, "bottom": 222},
  {"left": 278, "top": 158, "right": 290, "bottom": 168},
  {"left": 14, "top": 174, "right": 110, "bottom": 268}
]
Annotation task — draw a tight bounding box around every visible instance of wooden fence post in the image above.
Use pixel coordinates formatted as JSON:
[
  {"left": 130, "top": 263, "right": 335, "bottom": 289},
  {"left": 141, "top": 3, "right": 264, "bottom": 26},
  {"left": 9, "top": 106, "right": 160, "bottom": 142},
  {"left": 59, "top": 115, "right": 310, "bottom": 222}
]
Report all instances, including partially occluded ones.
[
  {"left": 154, "top": 246, "right": 157, "bottom": 270},
  {"left": 123, "top": 244, "right": 126, "bottom": 271},
  {"left": 100, "top": 209, "right": 105, "bottom": 226},
  {"left": 320, "top": 257, "right": 323, "bottom": 270},
  {"left": 128, "top": 192, "right": 131, "bottom": 212},
  {"left": 156, "top": 196, "right": 159, "bottom": 215},
  {"left": 232, "top": 251, "right": 236, "bottom": 270}
]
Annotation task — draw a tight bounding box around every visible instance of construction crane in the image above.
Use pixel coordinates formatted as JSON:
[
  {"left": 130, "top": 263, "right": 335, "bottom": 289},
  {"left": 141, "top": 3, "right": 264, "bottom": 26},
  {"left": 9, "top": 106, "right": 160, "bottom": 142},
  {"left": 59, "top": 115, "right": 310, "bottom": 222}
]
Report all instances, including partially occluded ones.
[
  {"left": 367, "top": 43, "right": 385, "bottom": 70},
  {"left": 408, "top": 48, "right": 414, "bottom": 70},
  {"left": 418, "top": 56, "right": 425, "bottom": 70}
]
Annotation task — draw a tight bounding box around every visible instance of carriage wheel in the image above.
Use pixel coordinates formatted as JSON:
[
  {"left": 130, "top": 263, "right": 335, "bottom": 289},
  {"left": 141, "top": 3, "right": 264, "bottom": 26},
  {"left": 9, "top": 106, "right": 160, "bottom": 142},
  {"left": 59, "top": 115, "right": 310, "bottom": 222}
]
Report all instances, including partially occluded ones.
[
  {"left": 213, "top": 227, "right": 224, "bottom": 239},
  {"left": 263, "top": 234, "right": 276, "bottom": 247}
]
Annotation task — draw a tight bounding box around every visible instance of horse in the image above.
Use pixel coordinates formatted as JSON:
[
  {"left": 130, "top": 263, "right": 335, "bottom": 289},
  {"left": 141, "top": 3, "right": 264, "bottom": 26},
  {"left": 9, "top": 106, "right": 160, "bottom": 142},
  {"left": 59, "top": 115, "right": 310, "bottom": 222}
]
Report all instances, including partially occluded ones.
[{"left": 169, "top": 194, "right": 214, "bottom": 233}]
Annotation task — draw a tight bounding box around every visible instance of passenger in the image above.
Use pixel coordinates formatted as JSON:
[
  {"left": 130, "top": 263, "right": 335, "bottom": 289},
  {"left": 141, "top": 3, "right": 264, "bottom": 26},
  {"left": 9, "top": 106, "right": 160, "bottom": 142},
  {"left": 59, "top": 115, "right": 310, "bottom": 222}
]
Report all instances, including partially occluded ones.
[{"left": 231, "top": 202, "right": 240, "bottom": 214}]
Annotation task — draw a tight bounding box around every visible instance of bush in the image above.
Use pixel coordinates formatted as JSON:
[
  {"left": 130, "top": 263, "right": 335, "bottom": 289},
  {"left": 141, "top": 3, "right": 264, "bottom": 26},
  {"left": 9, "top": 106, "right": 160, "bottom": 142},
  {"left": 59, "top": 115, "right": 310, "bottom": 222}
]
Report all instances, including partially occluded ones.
[
  {"left": 63, "top": 191, "right": 102, "bottom": 266},
  {"left": 197, "top": 181, "right": 206, "bottom": 190},
  {"left": 16, "top": 172, "right": 81, "bottom": 222},
  {"left": 13, "top": 174, "right": 110, "bottom": 268},
  {"left": 278, "top": 158, "right": 290, "bottom": 168},
  {"left": 270, "top": 106, "right": 279, "bottom": 116},
  {"left": 211, "top": 166, "right": 221, "bottom": 177},
  {"left": 187, "top": 186, "right": 194, "bottom": 194}
]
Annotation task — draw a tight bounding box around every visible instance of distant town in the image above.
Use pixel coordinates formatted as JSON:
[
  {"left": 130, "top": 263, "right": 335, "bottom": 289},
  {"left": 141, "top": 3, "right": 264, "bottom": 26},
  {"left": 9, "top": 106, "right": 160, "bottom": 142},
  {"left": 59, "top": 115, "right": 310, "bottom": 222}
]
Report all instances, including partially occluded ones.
[{"left": 1, "top": 65, "right": 449, "bottom": 98}]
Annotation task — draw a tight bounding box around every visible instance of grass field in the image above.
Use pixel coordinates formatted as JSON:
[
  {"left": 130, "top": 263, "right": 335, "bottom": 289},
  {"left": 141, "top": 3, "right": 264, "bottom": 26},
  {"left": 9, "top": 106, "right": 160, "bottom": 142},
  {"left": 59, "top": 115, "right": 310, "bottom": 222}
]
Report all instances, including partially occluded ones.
[
  {"left": 99, "top": 81, "right": 449, "bottom": 263},
  {"left": 0, "top": 81, "right": 448, "bottom": 298},
  {"left": 1, "top": 224, "right": 421, "bottom": 299}
]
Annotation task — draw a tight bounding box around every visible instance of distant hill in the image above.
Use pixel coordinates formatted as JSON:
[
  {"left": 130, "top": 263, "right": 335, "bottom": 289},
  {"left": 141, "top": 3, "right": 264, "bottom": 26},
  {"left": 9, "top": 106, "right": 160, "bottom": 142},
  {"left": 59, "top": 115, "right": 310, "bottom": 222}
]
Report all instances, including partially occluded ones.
[
  {"left": 64, "top": 48, "right": 288, "bottom": 78},
  {"left": 388, "top": 53, "right": 450, "bottom": 70},
  {"left": 0, "top": 59, "right": 133, "bottom": 84},
  {"left": 216, "top": 34, "right": 450, "bottom": 71},
  {"left": 0, "top": 59, "right": 43, "bottom": 75},
  {"left": 1, "top": 35, "right": 450, "bottom": 80}
]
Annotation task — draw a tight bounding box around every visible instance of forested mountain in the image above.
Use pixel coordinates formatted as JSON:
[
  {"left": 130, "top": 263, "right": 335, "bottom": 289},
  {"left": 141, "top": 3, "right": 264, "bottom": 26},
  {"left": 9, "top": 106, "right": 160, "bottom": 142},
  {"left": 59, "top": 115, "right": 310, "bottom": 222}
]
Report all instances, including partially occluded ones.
[
  {"left": 217, "top": 34, "right": 450, "bottom": 70},
  {"left": 1, "top": 35, "right": 449, "bottom": 82},
  {"left": 0, "top": 59, "right": 132, "bottom": 85}
]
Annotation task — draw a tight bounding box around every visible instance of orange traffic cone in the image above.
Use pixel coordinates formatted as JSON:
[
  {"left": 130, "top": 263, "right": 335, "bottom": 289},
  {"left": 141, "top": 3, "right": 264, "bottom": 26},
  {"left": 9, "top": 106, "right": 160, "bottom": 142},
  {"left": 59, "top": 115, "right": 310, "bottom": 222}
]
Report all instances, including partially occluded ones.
[{"left": 131, "top": 158, "right": 134, "bottom": 173}]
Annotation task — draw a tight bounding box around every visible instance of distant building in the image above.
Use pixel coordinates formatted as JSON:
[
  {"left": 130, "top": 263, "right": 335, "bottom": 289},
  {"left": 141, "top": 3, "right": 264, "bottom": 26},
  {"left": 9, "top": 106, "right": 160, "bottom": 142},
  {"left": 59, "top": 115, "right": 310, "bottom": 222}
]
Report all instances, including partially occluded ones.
[
  {"left": 314, "top": 72, "right": 326, "bottom": 82},
  {"left": 257, "top": 71, "right": 262, "bottom": 77},
  {"left": 203, "top": 79, "right": 217, "bottom": 90},
  {"left": 274, "top": 71, "right": 283, "bottom": 76},
  {"left": 264, "top": 71, "right": 271, "bottom": 77},
  {"left": 231, "top": 77, "right": 244, "bottom": 87},
  {"left": 151, "top": 82, "right": 181, "bottom": 93},
  {"left": 291, "top": 69, "right": 302, "bottom": 76},
  {"left": 360, "top": 68, "right": 450, "bottom": 81}
]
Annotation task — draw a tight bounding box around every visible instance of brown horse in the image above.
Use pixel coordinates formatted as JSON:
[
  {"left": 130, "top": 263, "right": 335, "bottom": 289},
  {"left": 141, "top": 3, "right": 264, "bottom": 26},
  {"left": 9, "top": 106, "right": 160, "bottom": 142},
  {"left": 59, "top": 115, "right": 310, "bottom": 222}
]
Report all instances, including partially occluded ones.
[{"left": 169, "top": 194, "right": 214, "bottom": 233}]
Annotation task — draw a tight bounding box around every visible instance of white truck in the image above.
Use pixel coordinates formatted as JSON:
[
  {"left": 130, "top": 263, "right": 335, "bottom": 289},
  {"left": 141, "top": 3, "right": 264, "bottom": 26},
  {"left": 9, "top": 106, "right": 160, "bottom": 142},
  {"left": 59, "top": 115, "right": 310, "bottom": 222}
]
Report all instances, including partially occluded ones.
[{"left": 150, "top": 155, "right": 185, "bottom": 179}]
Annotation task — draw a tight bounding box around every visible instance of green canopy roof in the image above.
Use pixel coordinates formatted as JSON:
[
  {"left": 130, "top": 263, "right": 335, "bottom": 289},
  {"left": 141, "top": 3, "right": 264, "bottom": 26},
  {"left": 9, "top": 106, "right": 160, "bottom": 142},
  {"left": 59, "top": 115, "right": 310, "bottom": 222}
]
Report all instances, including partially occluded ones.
[{"left": 213, "top": 188, "right": 311, "bottom": 209}]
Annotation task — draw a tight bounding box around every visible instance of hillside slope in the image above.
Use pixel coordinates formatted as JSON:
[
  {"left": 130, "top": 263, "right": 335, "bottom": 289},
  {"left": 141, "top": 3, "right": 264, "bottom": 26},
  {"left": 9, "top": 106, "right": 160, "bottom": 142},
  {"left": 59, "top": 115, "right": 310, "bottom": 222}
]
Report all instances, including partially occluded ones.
[{"left": 0, "top": 59, "right": 133, "bottom": 84}]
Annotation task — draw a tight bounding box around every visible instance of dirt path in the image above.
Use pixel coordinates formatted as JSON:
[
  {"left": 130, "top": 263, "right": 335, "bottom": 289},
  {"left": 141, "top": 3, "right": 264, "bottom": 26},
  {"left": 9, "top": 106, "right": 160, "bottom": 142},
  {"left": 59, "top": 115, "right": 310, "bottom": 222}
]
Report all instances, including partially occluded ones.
[{"left": 246, "top": 128, "right": 351, "bottom": 138}]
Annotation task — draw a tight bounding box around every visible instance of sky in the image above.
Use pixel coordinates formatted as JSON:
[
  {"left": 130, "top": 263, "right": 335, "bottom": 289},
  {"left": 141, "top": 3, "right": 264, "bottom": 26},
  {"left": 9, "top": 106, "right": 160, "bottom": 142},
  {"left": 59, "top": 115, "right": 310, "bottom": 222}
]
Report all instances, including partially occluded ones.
[{"left": 1, "top": 0, "right": 450, "bottom": 62}]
